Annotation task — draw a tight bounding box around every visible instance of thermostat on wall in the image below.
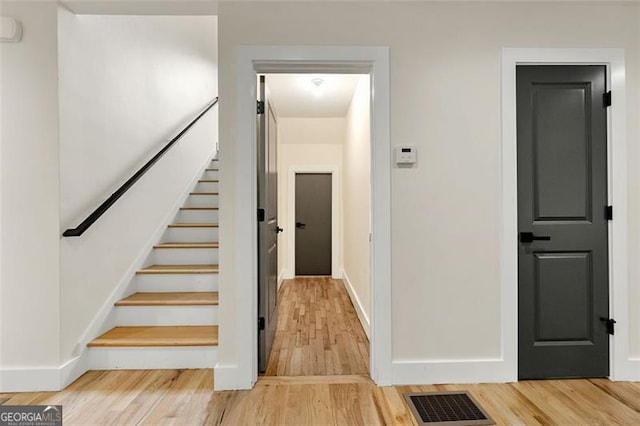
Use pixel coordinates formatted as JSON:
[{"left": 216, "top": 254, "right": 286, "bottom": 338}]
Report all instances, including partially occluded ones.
[{"left": 395, "top": 146, "right": 417, "bottom": 164}]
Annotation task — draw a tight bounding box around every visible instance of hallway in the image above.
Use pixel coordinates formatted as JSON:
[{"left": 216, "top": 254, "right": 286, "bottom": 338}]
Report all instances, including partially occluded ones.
[{"left": 264, "top": 277, "right": 369, "bottom": 376}]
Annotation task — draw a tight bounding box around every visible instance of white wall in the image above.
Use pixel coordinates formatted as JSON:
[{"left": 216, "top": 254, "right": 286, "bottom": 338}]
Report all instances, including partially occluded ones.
[
  {"left": 58, "top": 11, "right": 218, "bottom": 362},
  {"left": 217, "top": 1, "right": 639, "bottom": 375},
  {"left": 630, "top": 5, "right": 640, "bottom": 358},
  {"left": 277, "top": 117, "right": 344, "bottom": 279},
  {"left": 342, "top": 75, "right": 371, "bottom": 332},
  {"left": 0, "top": 1, "right": 61, "bottom": 378}
]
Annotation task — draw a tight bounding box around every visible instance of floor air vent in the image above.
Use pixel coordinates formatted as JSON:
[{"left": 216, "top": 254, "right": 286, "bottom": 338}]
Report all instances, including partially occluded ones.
[{"left": 403, "top": 391, "right": 495, "bottom": 425}]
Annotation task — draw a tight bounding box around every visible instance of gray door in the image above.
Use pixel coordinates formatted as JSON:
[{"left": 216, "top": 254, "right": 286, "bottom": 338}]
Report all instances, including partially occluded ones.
[
  {"left": 257, "top": 76, "right": 279, "bottom": 373},
  {"left": 517, "top": 65, "right": 609, "bottom": 379},
  {"left": 295, "top": 173, "right": 332, "bottom": 275}
]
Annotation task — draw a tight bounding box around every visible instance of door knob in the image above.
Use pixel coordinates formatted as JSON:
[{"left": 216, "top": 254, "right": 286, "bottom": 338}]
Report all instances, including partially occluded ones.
[
  {"left": 296, "top": 222, "right": 306, "bottom": 229},
  {"left": 276, "top": 226, "right": 284, "bottom": 233},
  {"left": 520, "top": 232, "right": 551, "bottom": 243}
]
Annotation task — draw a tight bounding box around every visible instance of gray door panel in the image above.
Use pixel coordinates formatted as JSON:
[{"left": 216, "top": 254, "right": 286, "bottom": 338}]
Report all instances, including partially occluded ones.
[
  {"left": 295, "top": 173, "right": 332, "bottom": 275},
  {"left": 258, "top": 76, "right": 278, "bottom": 373},
  {"left": 517, "top": 65, "right": 609, "bottom": 379}
]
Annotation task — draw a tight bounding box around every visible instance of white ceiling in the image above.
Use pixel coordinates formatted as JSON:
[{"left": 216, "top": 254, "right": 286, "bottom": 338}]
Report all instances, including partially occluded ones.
[{"left": 265, "top": 74, "right": 363, "bottom": 118}]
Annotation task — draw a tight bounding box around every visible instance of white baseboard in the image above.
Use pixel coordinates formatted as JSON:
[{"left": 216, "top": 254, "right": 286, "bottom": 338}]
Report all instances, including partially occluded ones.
[
  {"left": 392, "top": 359, "right": 515, "bottom": 385},
  {"left": 213, "top": 362, "right": 253, "bottom": 391},
  {"left": 59, "top": 353, "right": 90, "bottom": 390},
  {"left": 341, "top": 269, "right": 371, "bottom": 339},
  {"left": 277, "top": 269, "right": 286, "bottom": 290},
  {"left": 0, "top": 367, "right": 61, "bottom": 392},
  {"left": 613, "top": 358, "right": 640, "bottom": 381},
  {"left": 0, "top": 353, "right": 89, "bottom": 392}
]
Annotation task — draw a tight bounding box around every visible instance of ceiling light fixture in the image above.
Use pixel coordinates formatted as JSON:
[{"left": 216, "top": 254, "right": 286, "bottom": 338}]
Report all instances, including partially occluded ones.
[{"left": 311, "top": 77, "right": 324, "bottom": 97}]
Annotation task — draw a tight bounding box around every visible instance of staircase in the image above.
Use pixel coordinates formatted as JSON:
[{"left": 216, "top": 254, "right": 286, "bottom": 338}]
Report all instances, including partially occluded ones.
[{"left": 87, "top": 158, "right": 220, "bottom": 369}]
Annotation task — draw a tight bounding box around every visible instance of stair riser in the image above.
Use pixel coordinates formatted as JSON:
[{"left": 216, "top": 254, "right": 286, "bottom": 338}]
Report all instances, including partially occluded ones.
[
  {"left": 89, "top": 346, "right": 217, "bottom": 370},
  {"left": 154, "top": 248, "right": 218, "bottom": 265},
  {"left": 177, "top": 210, "right": 219, "bottom": 223},
  {"left": 202, "top": 170, "right": 219, "bottom": 180},
  {"left": 195, "top": 181, "right": 219, "bottom": 192},
  {"left": 135, "top": 274, "right": 218, "bottom": 292},
  {"left": 113, "top": 306, "right": 218, "bottom": 326},
  {"left": 163, "top": 227, "right": 218, "bottom": 242},
  {"left": 183, "top": 194, "right": 218, "bottom": 208}
]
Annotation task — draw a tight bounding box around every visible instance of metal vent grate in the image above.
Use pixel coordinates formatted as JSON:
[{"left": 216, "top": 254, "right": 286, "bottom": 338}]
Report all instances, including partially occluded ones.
[{"left": 403, "top": 391, "right": 495, "bottom": 425}]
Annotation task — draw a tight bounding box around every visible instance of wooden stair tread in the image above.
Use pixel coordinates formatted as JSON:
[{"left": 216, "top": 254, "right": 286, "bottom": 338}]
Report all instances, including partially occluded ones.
[
  {"left": 87, "top": 326, "right": 218, "bottom": 347},
  {"left": 154, "top": 242, "right": 219, "bottom": 249},
  {"left": 180, "top": 207, "right": 218, "bottom": 210},
  {"left": 136, "top": 264, "right": 219, "bottom": 274},
  {"left": 190, "top": 192, "right": 219, "bottom": 195},
  {"left": 116, "top": 292, "right": 218, "bottom": 306},
  {"left": 168, "top": 223, "right": 218, "bottom": 228}
]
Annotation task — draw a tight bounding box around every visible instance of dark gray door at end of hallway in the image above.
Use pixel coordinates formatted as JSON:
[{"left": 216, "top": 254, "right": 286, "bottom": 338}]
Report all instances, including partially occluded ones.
[
  {"left": 517, "top": 65, "right": 610, "bottom": 379},
  {"left": 295, "top": 173, "right": 332, "bottom": 276}
]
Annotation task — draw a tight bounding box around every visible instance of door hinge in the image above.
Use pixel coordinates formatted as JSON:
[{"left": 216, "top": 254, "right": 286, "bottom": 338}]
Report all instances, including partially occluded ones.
[
  {"left": 605, "top": 205, "right": 613, "bottom": 221},
  {"left": 258, "top": 317, "right": 265, "bottom": 331},
  {"left": 603, "top": 91, "right": 612, "bottom": 108},
  {"left": 257, "top": 100, "right": 265, "bottom": 115},
  {"left": 257, "top": 208, "right": 265, "bottom": 222},
  {"left": 600, "top": 317, "right": 616, "bottom": 335}
]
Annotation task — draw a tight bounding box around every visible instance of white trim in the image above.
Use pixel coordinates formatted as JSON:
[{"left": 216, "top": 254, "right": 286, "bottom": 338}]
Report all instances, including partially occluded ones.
[
  {"left": 277, "top": 269, "right": 286, "bottom": 291},
  {"left": 392, "top": 359, "right": 513, "bottom": 385},
  {"left": 213, "top": 363, "right": 245, "bottom": 391},
  {"left": 0, "top": 354, "right": 88, "bottom": 392},
  {"left": 501, "top": 48, "right": 630, "bottom": 381},
  {"left": 59, "top": 353, "right": 90, "bottom": 389},
  {"left": 288, "top": 166, "right": 341, "bottom": 279},
  {"left": 342, "top": 269, "right": 370, "bottom": 339},
  {"left": 0, "top": 367, "right": 62, "bottom": 392},
  {"left": 229, "top": 45, "right": 391, "bottom": 390}
]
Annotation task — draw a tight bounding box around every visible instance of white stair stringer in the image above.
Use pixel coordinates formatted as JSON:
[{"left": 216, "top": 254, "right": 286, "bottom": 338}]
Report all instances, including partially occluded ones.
[{"left": 86, "top": 158, "right": 220, "bottom": 370}]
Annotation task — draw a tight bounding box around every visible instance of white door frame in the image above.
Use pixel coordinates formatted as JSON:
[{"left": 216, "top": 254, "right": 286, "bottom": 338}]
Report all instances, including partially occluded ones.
[
  {"left": 501, "top": 48, "right": 636, "bottom": 381},
  {"left": 288, "top": 166, "right": 341, "bottom": 280},
  {"left": 232, "top": 46, "right": 391, "bottom": 388}
]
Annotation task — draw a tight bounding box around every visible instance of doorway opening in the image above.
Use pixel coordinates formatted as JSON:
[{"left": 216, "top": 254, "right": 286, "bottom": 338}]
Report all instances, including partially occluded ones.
[{"left": 257, "top": 73, "right": 372, "bottom": 377}]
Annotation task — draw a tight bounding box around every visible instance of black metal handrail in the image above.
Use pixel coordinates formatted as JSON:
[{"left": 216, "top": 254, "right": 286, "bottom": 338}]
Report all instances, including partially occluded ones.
[{"left": 63, "top": 97, "right": 218, "bottom": 237}]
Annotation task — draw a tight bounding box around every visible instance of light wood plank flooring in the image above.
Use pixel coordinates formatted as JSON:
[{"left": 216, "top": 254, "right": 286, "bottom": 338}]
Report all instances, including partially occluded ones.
[
  {"left": 265, "top": 277, "right": 369, "bottom": 376},
  {"left": 2, "top": 370, "right": 640, "bottom": 424}
]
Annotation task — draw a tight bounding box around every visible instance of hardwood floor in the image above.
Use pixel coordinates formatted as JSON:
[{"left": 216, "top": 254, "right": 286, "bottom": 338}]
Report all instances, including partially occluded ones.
[
  {"left": 2, "top": 370, "right": 640, "bottom": 424},
  {"left": 264, "top": 277, "right": 369, "bottom": 376}
]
